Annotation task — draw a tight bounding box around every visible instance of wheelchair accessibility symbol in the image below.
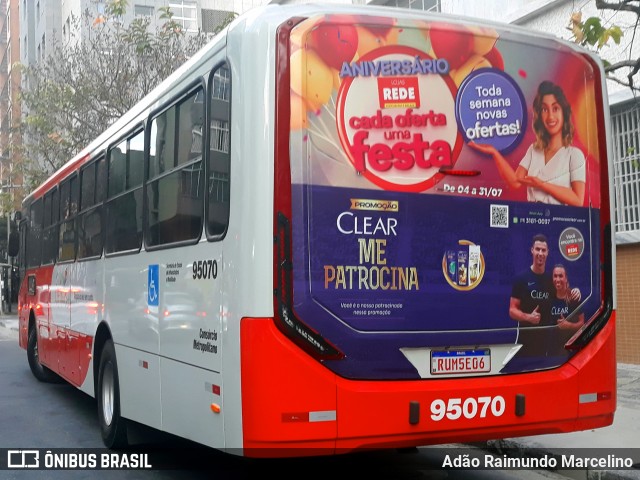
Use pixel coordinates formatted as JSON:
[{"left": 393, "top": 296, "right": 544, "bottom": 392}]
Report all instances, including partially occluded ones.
[{"left": 148, "top": 264, "right": 159, "bottom": 306}]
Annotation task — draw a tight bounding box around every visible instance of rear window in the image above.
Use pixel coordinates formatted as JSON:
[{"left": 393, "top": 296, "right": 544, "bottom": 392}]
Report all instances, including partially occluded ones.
[{"left": 285, "top": 14, "right": 604, "bottom": 378}]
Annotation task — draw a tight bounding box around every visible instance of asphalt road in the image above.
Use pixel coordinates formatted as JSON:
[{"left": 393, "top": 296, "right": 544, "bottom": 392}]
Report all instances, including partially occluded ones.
[{"left": 0, "top": 325, "right": 575, "bottom": 480}]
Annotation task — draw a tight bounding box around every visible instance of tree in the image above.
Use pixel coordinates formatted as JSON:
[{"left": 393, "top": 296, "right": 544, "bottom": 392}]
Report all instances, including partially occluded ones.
[
  {"left": 568, "top": 1, "right": 640, "bottom": 90},
  {"left": 16, "top": 0, "right": 229, "bottom": 191}
]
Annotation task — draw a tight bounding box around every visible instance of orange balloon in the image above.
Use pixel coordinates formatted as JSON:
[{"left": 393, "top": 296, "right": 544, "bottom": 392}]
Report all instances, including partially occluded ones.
[
  {"left": 290, "top": 49, "right": 334, "bottom": 111},
  {"left": 355, "top": 26, "right": 387, "bottom": 57},
  {"left": 572, "top": 80, "right": 598, "bottom": 157},
  {"left": 290, "top": 91, "right": 308, "bottom": 131}
]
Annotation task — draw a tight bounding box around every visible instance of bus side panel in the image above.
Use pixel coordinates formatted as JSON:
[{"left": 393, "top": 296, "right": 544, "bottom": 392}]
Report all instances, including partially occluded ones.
[
  {"left": 571, "top": 312, "right": 617, "bottom": 420},
  {"left": 240, "top": 315, "right": 614, "bottom": 455},
  {"left": 160, "top": 356, "right": 225, "bottom": 449},
  {"left": 102, "top": 255, "right": 162, "bottom": 426},
  {"left": 115, "top": 344, "right": 162, "bottom": 430},
  {"left": 68, "top": 257, "right": 103, "bottom": 391},
  {"left": 18, "top": 266, "right": 56, "bottom": 369},
  {"left": 241, "top": 317, "right": 338, "bottom": 455}
]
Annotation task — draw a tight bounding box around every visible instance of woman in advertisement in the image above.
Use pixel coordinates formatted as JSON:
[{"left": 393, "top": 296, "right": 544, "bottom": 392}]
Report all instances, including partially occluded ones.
[{"left": 470, "top": 80, "right": 586, "bottom": 206}]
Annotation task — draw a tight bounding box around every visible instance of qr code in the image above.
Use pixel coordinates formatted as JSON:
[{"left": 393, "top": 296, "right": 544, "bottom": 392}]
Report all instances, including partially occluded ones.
[{"left": 490, "top": 204, "right": 509, "bottom": 228}]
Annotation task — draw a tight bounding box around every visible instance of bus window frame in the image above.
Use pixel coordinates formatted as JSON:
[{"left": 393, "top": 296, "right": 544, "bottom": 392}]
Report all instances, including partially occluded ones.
[
  {"left": 104, "top": 124, "right": 146, "bottom": 258},
  {"left": 205, "top": 60, "right": 231, "bottom": 242},
  {"left": 143, "top": 78, "right": 206, "bottom": 252},
  {"left": 26, "top": 198, "right": 44, "bottom": 269},
  {"left": 77, "top": 155, "right": 106, "bottom": 262},
  {"left": 41, "top": 186, "right": 59, "bottom": 266},
  {"left": 57, "top": 173, "right": 79, "bottom": 264},
  {"left": 18, "top": 215, "right": 28, "bottom": 274}
]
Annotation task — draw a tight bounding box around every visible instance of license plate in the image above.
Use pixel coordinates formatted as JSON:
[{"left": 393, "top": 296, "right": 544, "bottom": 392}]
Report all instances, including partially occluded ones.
[{"left": 430, "top": 348, "right": 491, "bottom": 375}]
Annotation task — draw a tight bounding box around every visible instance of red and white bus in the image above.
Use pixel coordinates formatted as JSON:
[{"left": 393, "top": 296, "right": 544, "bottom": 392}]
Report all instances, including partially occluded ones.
[{"left": 16, "top": 3, "right": 615, "bottom": 456}]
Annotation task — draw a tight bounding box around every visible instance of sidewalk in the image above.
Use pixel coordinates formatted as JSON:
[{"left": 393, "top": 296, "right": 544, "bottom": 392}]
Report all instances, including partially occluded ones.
[
  {"left": 0, "top": 304, "right": 18, "bottom": 332},
  {"left": 485, "top": 363, "right": 640, "bottom": 479}
]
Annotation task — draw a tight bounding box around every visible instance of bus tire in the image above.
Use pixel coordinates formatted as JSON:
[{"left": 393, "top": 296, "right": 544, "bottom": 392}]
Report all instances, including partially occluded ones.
[
  {"left": 97, "top": 340, "right": 128, "bottom": 449},
  {"left": 27, "top": 326, "right": 61, "bottom": 383}
]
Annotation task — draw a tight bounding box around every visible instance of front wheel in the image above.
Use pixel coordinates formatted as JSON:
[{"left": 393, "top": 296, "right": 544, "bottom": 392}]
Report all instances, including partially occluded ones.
[
  {"left": 97, "top": 340, "right": 128, "bottom": 449},
  {"left": 27, "top": 326, "right": 60, "bottom": 383}
]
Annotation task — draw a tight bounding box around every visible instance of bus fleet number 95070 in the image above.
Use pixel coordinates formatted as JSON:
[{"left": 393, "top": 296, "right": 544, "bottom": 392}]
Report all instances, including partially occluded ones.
[{"left": 430, "top": 396, "right": 506, "bottom": 421}]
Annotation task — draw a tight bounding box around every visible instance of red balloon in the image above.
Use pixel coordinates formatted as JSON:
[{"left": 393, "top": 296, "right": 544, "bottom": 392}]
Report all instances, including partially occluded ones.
[
  {"left": 309, "top": 24, "right": 359, "bottom": 70},
  {"left": 484, "top": 46, "right": 504, "bottom": 70},
  {"left": 430, "top": 24, "right": 473, "bottom": 70}
]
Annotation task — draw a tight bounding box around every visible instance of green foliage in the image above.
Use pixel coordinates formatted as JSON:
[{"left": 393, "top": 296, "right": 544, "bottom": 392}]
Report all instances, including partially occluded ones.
[
  {"left": 17, "top": 0, "right": 214, "bottom": 190},
  {"left": 158, "top": 6, "right": 183, "bottom": 36},
  {"left": 569, "top": 12, "right": 623, "bottom": 50},
  {"left": 582, "top": 17, "right": 622, "bottom": 49},
  {"left": 106, "top": 0, "right": 128, "bottom": 17}
]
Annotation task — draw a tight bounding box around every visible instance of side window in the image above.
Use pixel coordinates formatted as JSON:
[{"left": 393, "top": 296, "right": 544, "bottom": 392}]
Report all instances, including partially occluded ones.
[
  {"left": 207, "top": 63, "right": 231, "bottom": 238},
  {"left": 19, "top": 220, "right": 27, "bottom": 271},
  {"left": 42, "top": 189, "right": 58, "bottom": 265},
  {"left": 58, "top": 174, "right": 79, "bottom": 262},
  {"left": 146, "top": 86, "right": 204, "bottom": 247},
  {"left": 78, "top": 156, "right": 105, "bottom": 259},
  {"left": 27, "top": 199, "right": 43, "bottom": 268},
  {"left": 81, "top": 162, "right": 96, "bottom": 211},
  {"left": 105, "top": 129, "right": 144, "bottom": 254}
]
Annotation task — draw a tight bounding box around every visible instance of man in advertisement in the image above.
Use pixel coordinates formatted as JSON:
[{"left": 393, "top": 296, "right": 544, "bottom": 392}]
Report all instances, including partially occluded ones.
[{"left": 509, "top": 233, "right": 580, "bottom": 357}]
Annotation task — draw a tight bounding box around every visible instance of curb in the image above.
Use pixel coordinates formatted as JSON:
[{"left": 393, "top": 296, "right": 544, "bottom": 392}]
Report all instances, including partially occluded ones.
[{"left": 0, "top": 319, "right": 18, "bottom": 331}]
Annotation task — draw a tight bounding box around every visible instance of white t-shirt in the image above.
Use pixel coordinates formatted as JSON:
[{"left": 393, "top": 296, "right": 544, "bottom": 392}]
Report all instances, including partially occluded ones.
[{"left": 518, "top": 144, "right": 586, "bottom": 204}]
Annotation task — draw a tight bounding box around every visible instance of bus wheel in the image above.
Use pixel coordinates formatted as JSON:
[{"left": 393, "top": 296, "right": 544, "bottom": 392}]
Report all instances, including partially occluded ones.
[
  {"left": 97, "top": 340, "right": 128, "bottom": 449},
  {"left": 27, "top": 326, "right": 60, "bottom": 383}
]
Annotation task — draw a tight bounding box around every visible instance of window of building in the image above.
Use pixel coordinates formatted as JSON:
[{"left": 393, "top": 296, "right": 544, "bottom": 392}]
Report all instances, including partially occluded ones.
[
  {"left": 612, "top": 104, "right": 640, "bottom": 237},
  {"left": 387, "top": 0, "right": 439, "bottom": 11},
  {"left": 105, "top": 129, "right": 144, "bottom": 254},
  {"left": 207, "top": 63, "right": 231, "bottom": 238},
  {"left": 201, "top": 9, "right": 234, "bottom": 34},
  {"left": 134, "top": 5, "right": 154, "bottom": 17},
  {"left": 169, "top": 0, "right": 198, "bottom": 32},
  {"left": 146, "top": 86, "right": 205, "bottom": 247}
]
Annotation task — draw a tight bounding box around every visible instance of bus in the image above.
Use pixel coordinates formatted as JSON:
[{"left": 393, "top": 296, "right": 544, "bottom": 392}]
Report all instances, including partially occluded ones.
[{"left": 15, "top": 3, "right": 615, "bottom": 457}]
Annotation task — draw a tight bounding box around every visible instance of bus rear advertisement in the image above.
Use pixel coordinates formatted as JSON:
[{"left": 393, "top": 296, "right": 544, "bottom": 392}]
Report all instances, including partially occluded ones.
[{"left": 16, "top": 4, "right": 615, "bottom": 457}]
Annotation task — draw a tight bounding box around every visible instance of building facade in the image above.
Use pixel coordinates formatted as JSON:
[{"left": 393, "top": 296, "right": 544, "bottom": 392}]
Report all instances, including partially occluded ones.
[{"left": 0, "top": 0, "right": 22, "bottom": 212}]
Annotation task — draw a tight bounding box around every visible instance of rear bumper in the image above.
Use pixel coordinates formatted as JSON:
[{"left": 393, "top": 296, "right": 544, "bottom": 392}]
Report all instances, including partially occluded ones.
[{"left": 240, "top": 314, "right": 616, "bottom": 457}]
